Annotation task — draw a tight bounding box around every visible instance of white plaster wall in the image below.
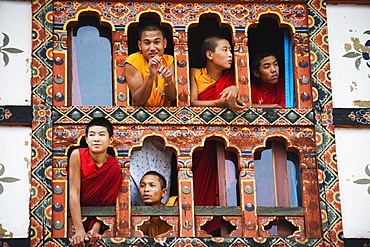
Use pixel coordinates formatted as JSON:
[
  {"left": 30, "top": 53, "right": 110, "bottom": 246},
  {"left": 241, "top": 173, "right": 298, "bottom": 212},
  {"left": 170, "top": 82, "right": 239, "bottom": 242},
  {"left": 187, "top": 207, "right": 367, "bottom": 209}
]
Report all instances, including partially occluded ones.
[
  {"left": 0, "top": 126, "right": 31, "bottom": 237},
  {"left": 335, "top": 128, "right": 370, "bottom": 238},
  {"left": 0, "top": 1, "right": 32, "bottom": 106},
  {"left": 327, "top": 5, "right": 370, "bottom": 108}
]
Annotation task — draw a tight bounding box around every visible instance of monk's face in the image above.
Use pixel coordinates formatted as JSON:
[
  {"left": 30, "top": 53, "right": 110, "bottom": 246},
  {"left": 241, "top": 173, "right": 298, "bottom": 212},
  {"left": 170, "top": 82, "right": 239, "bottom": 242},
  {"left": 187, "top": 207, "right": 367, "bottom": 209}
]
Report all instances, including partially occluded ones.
[
  {"left": 85, "top": 126, "right": 113, "bottom": 155},
  {"left": 139, "top": 174, "right": 167, "bottom": 206},
  {"left": 138, "top": 30, "right": 167, "bottom": 61},
  {"left": 252, "top": 55, "right": 279, "bottom": 86},
  {"left": 207, "top": 39, "right": 233, "bottom": 70}
]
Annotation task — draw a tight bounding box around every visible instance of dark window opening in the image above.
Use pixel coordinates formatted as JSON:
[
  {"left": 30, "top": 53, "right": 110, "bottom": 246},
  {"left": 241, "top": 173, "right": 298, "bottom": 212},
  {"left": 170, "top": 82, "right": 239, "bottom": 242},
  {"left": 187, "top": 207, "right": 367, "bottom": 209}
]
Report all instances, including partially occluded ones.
[
  {"left": 192, "top": 140, "right": 239, "bottom": 237},
  {"left": 201, "top": 217, "right": 236, "bottom": 237},
  {"left": 138, "top": 216, "right": 173, "bottom": 237},
  {"left": 188, "top": 16, "right": 233, "bottom": 69},
  {"left": 127, "top": 15, "right": 174, "bottom": 56},
  {"left": 264, "top": 217, "right": 299, "bottom": 237},
  {"left": 248, "top": 17, "right": 295, "bottom": 108}
]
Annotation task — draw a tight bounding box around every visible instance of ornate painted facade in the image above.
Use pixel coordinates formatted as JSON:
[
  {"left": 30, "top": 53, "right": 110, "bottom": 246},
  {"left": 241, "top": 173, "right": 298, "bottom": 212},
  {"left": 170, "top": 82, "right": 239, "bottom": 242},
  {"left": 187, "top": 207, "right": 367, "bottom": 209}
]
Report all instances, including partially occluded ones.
[{"left": 1, "top": 0, "right": 369, "bottom": 246}]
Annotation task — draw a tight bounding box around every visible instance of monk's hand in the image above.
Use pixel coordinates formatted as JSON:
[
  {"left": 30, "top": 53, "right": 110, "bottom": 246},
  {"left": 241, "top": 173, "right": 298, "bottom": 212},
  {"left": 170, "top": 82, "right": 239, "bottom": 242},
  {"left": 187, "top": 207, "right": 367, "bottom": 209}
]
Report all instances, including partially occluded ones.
[
  {"left": 221, "top": 86, "right": 238, "bottom": 101},
  {"left": 70, "top": 229, "right": 89, "bottom": 247},
  {"left": 158, "top": 66, "right": 172, "bottom": 83},
  {"left": 87, "top": 229, "right": 102, "bottom": 245},
  {"left": 227, "top": 98, "right": 246, "bottom": 113},
  {"left": 87, "top": 221, "right": 102, "bottom": 244},
  {"left": 148, "top": 55, "right": 163, "bottom": 76}
]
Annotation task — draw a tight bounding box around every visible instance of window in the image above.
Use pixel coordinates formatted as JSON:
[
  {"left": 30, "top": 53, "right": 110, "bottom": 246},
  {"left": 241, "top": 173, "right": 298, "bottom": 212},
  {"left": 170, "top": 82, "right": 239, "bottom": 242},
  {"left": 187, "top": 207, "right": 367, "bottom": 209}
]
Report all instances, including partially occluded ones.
[
  {"left": 248, "top": 16, "right": 296, "bottom": 108},
  {"left": 192, "top": 140, "right": 239, "bottom": 236},
  {"left": 129, "top": 138, "right": 179, "bottom": 237},
  {"left": 126, "top": 15, "right": 176, "bottom": 106},
  {"left": 188, "top": 15, "right": 232, "bottom": 69},
  {"left": 254, "top": 140, "right": 302, "bottom": 237},
  {"left": 127, "top": 16, "right": 174, "bottom": 56},
  {"left": 68, "top": 16, "right": 113, "bottom": 106}
]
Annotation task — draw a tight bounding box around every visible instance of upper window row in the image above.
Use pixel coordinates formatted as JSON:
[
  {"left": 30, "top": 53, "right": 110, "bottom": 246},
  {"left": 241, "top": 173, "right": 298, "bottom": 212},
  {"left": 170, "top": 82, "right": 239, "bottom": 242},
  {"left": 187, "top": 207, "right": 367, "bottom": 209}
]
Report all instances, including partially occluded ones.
[{"left": 58, "top": 14, "right": 312, "bottom": 109}]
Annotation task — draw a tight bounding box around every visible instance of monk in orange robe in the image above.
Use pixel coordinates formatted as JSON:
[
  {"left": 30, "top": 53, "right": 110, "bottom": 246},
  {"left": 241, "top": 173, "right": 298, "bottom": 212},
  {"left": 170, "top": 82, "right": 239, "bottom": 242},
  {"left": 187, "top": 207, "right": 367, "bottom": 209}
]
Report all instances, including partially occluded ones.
[
  {"left": 125, "top": 24, "right": 176, "bottom": 107},
  {"left": 190, "top": 35, "right": 246, "bottom": 112},
  {"left": 138, "top": 171, "right": 178, "bottom": 237},
  {"left": 190, "top": 36, "right": 244, "bottom": 235}
]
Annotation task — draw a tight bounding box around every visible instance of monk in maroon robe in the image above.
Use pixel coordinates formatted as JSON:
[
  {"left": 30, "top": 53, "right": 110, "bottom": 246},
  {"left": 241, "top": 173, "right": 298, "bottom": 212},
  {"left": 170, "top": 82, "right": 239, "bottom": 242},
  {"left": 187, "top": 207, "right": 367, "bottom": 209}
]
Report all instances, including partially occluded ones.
[
  {"left": 190, "top": 36, "right": 243, "bottom": 235},
  {"left": 69, "top": 118, "right": 122, "bottom": 247},
  {"left": 190, "top": 36, "right": 245, "bottom": 113},
  {"left": 251, "top": 51, "right": 286, "bottom": 107}
]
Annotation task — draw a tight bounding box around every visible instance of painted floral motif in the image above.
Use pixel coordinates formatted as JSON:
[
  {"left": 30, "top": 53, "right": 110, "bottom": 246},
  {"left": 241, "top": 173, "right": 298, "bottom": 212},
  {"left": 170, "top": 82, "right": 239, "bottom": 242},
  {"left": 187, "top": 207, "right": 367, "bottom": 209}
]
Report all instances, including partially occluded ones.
[
  {"left": 315, "top": 102, "right": 334, "bottom": 133},
  {"left": 0, "top": 33, "right": 23, "bottom": 67},
  {"left": 0, "top": 107, "right": 12, "bottom": 121},
  {"left": 0, "top": 163, "right": 20, "bottom": 195},
  {"left": 30, "top": 217, "right": 42, "bottom": 247},
  {"left": 30, "top": 178, "right": 46, "bottom": 208},
  {"left": 343, "top": 30, "right": 370, "bottom": 76},
  {"left": 32, "top": 104, "right": 52, "bottom": 122},
  {"left": 348, "top": 109, "right": 370, "bottom": 125},
  {"left": 316, "top": 62, "right": 331, "bottom": 89},
  {"left": 327, "top": 220, "right": 344, "bottom": 246},
  {"left": 32, "top": 21, "right": 50, "bottom": 50},
  {"left": 321, "top": 144, "right": 337, "bottom": 172},
  {"left": 313, "top": 26, "right": 329, "bottom": 53},
  {"left": 353, "top": 164, "right": 370, "bottom": 195},
  {"left": 326, "top": 182, "right": 341, "bottom": 212},
  {"left": 176, "top": 237, "right": 207, "bottom": 247}
]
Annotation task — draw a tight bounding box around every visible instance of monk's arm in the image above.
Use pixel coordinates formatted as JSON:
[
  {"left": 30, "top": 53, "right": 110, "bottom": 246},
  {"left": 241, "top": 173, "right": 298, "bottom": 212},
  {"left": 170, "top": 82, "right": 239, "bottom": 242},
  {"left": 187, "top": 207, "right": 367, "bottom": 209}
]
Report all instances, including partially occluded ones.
[
  {"left": 125, "top": 63, "right": 156, "bottom": 106},
  {"left": 220, "top": 85, "right": 239, "bottom": 101},
  {"left": 69, "top": 149, "right": 88, "bottom": 246},
  {"left": 189, "top": 68, "right": 227, "bottom": 107},
  {"left": 163, "top": 63, "right": 176, "bottom": 102}
]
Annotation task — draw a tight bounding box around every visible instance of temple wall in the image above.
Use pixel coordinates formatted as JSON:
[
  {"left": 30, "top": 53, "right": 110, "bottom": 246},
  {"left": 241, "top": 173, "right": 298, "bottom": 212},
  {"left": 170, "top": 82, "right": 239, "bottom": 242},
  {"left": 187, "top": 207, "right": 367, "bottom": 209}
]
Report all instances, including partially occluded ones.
[
  {"left": 0, "top": 0, "right": 32, "bottom": 239},
  {"left": 0, "top": 0, "right": 369, "bottom": 245},
  {"left": 327, "top": 4, "right": 370, "bottom": 239}
]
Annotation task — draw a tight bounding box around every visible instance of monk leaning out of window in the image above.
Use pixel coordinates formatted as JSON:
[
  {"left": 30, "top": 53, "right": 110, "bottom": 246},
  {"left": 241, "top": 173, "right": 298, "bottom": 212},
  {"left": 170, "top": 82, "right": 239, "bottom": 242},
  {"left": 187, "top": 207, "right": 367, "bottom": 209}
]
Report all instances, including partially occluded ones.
[
  {"left": 190, "top": 35, "right": 246, "bottom": 113},
  {"left": 124, "top": 24, "right": 177, "bottom": 107},
  {"left": 138, "top": 171, "right": 178, "bottom": 237},
  {"left": 250, "top": 51, "right": 286, "bottom": 108},
  {"left": 68, "top": 118, "right": 122, "bottom": 247}
]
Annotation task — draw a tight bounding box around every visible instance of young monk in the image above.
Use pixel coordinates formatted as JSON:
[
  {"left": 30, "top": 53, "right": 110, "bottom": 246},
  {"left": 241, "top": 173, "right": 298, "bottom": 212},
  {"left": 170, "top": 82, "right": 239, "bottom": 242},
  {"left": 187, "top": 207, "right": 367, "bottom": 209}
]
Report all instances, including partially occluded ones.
[
  {"left": 251, "top": 51, "right": 285, "bottom": 107},
  {"left": 138, "top": 171, "right": 178, "bottom": 237},
  {"left": 69, "top": 118, "right": 122, "bottom": 247},
  {"left": 190, "top": 35, "right": 246, "bottom": 113},
  {"left": 125, "top": 24, "right": 176, "bottom": 106}
]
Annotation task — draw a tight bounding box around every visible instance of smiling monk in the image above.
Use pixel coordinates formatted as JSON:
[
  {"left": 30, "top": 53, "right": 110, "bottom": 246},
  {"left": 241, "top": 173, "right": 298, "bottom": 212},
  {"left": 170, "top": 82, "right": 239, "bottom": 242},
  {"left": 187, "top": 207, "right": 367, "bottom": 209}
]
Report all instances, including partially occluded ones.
[{"left": 124, "top": 24, "right": 176, "bottom": 107}]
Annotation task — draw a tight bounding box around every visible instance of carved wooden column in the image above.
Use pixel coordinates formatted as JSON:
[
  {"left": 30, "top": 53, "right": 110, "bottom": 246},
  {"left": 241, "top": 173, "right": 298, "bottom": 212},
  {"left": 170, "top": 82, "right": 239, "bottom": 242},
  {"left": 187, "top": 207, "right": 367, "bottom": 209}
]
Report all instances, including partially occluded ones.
[
  {"left": 300, "top": 151, "right": 322, "bottom": 238},
  {"left": 240, "top": 158, "right": 258, "bottom": 237},
  {"left": 51, "top": 156, "right": 68, "bottom": 238},
  {"left": 293, "top": 31, "right": 313, "bottom": 108},
  {"left": 234, "top": 32, "right": 251, "bottom": 107},
  {"left": 113, "top": 31, "right": 129, "bottom": 106},
  {"left": 174, "top": 29, "right": 190, "bottom": 106},
  {"left": 53, "top": 29, "right": 68, "bottom": 106},
  {"left": 177, "top": 157, "right": 195, "bottom": 236},
  {"left": 116, "top": 166, "right": 131, "bottom": 236}
]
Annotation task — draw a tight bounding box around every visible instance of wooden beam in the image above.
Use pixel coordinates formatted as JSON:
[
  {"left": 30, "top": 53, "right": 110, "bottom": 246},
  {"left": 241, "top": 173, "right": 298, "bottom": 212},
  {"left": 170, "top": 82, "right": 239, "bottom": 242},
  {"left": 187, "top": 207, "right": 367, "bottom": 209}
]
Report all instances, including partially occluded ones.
[
  {"left": 272, "top": 141, "right": 289, "bottom": 207},
  {"left": 257, "top": 206, "right": 304, "bottom": 216},
  {"left": 0, "top": 106, "right": 32, "bottom": 126},
  {"left": 333, "top": 108, "right": 370, "bottom": 127},
  {"left": 76, "top": 205, "right": 304, "bottom": 217}
]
